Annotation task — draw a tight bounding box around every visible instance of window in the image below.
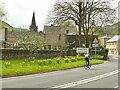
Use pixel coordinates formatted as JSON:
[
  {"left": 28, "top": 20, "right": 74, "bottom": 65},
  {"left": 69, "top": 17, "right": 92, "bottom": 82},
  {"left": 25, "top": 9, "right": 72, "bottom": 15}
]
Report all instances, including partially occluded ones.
[
  {"left": 44, "top": 34, "right": 46, "bottom": 39},
  {"left": 54, "top": 47, "right": 57, "bottom": 50},
  {"left": 44, "top": 45, "right": 46, "bottom": 50},
  {"left": 58, "top": 34, "right": 61, "bottom": 41},
  {"left": 48, "top": 45, "right": 51, "bottom": 50},
  {"left": 66, "top": 30, "right": 69, "bottom": 34},
  {"left": 58, "top": 46, "right": 61, "bottom": 50}
]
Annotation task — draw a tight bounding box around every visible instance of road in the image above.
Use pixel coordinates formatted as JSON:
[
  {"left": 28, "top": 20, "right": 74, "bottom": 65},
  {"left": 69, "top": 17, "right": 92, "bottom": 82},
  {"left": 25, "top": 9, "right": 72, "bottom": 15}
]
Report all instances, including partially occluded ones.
[{"left": 2, "top": 55, "right": 119, "bottom": 89}]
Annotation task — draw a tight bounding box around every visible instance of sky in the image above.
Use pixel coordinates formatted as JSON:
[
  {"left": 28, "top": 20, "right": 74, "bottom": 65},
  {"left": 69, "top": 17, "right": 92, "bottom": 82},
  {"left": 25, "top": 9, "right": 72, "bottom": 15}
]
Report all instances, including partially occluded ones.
[
  {"left": 1, "top": 0, "right": 120, "bottom": 31},
  {"left": 1, "top": 0, "right": 56, "bottom": 31}
]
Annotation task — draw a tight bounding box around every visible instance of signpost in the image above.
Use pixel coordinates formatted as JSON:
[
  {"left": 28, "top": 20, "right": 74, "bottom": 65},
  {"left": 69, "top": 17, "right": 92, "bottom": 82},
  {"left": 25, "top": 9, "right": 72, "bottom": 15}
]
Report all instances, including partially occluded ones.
[
  {"left": 93, "top": 38, "right": 98, "bottom": 60},
  {"left": 76, "top": 48, "right": 89, "bottom": 55}
]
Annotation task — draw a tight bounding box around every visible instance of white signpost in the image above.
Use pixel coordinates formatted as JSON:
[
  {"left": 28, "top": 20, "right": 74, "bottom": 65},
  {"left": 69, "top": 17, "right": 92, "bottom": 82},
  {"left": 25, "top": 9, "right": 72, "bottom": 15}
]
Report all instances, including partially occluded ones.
[{"left": 76, "top": 48, "right": 89, "bottom": 55}]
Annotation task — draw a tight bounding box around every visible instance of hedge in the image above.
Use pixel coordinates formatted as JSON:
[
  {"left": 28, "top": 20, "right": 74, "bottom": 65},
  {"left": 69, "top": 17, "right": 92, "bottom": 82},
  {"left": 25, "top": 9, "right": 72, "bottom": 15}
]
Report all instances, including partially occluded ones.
[
  {"left": 1, "top": 49, "right": 61, "bottom": 54},
  {"left": 1, "top": 49, "right": 62, "bottom": 59}
]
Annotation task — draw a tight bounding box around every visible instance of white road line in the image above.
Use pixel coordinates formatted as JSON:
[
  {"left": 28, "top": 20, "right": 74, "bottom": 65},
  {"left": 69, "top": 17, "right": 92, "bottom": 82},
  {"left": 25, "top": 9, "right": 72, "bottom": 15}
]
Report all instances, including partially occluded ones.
[
  {"left": 114, "top": 86, "right": 118, "bottom": 88},
  {"left": 51, "top": 70, "right": 119, "bottom": 89}
]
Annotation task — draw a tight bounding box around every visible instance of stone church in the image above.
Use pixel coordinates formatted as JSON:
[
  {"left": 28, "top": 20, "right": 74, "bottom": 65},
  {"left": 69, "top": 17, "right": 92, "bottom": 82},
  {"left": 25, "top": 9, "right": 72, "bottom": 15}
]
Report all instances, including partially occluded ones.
[{"left": 29, "top": 11, "right": 38, "bottom": 32}]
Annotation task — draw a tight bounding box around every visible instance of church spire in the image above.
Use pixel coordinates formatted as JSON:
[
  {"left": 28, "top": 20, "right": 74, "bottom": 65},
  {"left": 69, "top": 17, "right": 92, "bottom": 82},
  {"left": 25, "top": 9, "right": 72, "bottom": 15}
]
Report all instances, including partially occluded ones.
[{"left": 29, "top": 11, "right": 38, "bottom": 32}]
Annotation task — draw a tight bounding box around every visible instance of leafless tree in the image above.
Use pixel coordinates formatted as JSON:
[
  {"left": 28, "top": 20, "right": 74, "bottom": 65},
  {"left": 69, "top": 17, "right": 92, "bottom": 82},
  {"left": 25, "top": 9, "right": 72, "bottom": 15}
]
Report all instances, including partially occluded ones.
[{"left": 47, "top": 0, "right": 116, "bottom": 47}]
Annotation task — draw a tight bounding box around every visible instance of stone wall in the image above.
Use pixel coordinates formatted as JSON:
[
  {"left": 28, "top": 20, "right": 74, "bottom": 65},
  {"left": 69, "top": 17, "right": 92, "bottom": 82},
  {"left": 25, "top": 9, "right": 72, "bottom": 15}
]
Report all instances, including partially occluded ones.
[{"left": 1, "top": 49, "right": 62, "bottom": 59}]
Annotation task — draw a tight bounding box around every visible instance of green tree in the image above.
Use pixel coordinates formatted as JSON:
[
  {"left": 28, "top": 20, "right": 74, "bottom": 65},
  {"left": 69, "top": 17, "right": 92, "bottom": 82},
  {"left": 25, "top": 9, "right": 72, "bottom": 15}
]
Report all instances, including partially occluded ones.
[{"left": 47, "top": 0, "right": 116, "bottom": 47}]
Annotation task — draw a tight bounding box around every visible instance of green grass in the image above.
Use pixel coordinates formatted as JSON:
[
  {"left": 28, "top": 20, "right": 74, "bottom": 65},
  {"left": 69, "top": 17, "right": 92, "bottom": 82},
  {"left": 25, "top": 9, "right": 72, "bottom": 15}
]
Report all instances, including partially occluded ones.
[{"left": 0, "top": 56, "right": 103, "bottom": 77}]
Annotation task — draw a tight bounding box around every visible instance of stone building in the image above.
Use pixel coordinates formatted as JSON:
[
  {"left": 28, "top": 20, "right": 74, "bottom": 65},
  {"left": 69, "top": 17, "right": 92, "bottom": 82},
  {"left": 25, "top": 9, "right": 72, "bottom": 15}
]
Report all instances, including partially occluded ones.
[
  {"left": 0, "top": 21, "right": 13, "bottom": 48},
  {"left": 43, "top": 25, "right": 98, "bottom": 50},
  {"left": 106, "top": 35, "right": 120, "bottom": 55},
  {"left": 43, "top": 25, "right": 76, "bottom": 50},
  {"left": 0, "top": 29, "right": 5, "bottom": 48},
  {"left": 100, "top": 35, "right": 112, "bottom": 48}
]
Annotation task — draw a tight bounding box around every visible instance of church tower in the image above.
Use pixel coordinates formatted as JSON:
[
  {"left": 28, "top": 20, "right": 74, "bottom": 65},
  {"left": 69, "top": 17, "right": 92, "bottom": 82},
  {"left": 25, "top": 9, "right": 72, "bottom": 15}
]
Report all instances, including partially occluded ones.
[{"left": 29, "top": 11, "right": 38, "bottom": 32}]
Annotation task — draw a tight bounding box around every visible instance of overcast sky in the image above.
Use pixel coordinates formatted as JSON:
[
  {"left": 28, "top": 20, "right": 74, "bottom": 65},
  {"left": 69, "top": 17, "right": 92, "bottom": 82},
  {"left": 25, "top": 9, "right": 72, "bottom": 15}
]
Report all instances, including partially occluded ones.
[
  {"left": 1, "top": 0, "right": 120, "bottom": 31},
  {"left": 1, "top": 0, "right": 56, "bottom": 31}
]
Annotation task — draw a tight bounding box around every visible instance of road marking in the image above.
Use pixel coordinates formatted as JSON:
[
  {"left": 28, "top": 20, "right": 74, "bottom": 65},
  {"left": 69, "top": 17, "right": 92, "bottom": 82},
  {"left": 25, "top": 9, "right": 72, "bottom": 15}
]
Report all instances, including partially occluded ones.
[
  {"left": 114, "top": 86, "right": 118, "bottom": 88},
  {"left": 51, "top": 70, "right": 119, "bottom": 89}
]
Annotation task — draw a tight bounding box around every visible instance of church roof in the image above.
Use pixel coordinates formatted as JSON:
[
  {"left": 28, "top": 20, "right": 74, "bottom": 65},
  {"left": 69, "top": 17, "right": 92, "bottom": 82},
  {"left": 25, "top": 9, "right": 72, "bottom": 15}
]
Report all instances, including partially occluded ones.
[{"left": 29, "top": 11, "right": 38, "bottom": 32}]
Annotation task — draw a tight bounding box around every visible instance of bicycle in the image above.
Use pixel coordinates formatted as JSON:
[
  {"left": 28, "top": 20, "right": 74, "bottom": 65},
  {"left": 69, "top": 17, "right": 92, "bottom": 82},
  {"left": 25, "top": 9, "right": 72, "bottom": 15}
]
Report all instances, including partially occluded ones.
[{"left": 84, "top": 55, "right": 92, "bottom": 70}]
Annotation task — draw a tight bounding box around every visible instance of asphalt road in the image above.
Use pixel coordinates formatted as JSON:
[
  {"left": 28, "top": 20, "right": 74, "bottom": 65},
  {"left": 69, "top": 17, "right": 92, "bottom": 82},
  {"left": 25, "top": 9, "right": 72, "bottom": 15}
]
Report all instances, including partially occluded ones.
[{"left": 2, "top": 55, "right": 119, "bottom": 89}]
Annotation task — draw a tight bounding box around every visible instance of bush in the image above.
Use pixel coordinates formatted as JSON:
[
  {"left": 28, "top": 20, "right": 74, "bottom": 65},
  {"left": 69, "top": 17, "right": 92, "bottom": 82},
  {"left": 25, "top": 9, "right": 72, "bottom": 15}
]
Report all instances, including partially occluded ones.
[
  {"left": 37, "top": 62, "right": 43, "bottom": 66},
  {"left": 65, "top": 60, "right": 69, "bottom": 63},
  {"left": 66, "top": 49, "right": 77, "bottom": 56},
  {"left": 90, "top": 48, "right": 108, "bottom": 60},
  {"left": 71, "top": 59, "right": 76, "bottom": 62},
  {"left": 48, "top": 60, "right": 52, "bottom": 64},
  {"left": 42, "top": 61, "right": 47, "bottom": 65},
  {"left": 56, "top": 60, "right": 61, "bottom": 64},
  {"left": 77, "top": 59, "right": 81, "bottom": 61}
]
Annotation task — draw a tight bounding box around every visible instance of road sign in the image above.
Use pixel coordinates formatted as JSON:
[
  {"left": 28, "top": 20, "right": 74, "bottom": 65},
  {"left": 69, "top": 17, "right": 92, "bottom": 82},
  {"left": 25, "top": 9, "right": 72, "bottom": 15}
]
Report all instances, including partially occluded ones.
[
  {"left": 93, "top": 38, "right": 98, "bottom": 44},
  {"left": 76, "top": 48, "right": 89, "bottom": 53},
  {"left": 93, "top": 38, "right": 98, "bottom": 60}
]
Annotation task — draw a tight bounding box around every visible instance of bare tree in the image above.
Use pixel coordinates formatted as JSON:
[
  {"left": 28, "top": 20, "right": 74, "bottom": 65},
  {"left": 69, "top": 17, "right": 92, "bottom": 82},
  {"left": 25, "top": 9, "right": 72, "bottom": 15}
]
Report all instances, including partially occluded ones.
[{"left": 47, "top": 0, "right": 116, "bottom": 48}]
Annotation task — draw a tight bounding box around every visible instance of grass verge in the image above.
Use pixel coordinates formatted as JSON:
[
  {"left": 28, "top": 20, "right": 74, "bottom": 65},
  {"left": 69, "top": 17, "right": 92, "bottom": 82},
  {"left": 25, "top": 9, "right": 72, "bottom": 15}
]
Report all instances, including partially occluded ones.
[{"left": 0, "top": 56, "right": 104, "bottom": 78}]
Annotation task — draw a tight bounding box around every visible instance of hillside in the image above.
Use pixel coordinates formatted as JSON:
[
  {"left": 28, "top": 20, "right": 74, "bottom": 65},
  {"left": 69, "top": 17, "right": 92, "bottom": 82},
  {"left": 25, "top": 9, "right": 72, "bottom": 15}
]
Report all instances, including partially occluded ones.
[
  {"left": 0, "top": 21, "right": 29, "bottom": 32},
  {"left": 13, "top": 27, "right": 29, "bottom": 32},
  {"left": 102, "top": 22, "right": 119, "bottom": 35}
]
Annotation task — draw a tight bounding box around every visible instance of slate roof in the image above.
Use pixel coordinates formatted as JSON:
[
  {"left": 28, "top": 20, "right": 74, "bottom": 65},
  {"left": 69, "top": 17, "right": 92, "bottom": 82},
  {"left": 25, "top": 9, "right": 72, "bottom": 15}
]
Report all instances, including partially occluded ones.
[
  {"left": 107, "top": 35, "right": 120, "bottom": 42},
  {"left": 43, "top": 26, "right": 61, "bottom": 33},
  {"left": 101, "top": 35, "right": 112, "bottom": 39},
  {"left": 66, "top": 33, "right": 78, "bottom": 35}
]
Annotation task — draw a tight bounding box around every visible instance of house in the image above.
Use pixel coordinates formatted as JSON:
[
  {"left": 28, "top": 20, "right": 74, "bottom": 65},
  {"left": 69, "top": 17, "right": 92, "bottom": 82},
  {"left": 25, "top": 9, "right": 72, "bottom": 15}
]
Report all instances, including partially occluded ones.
[
  {"left": 0, "top": 29, "right": 5, "bottom": 48},
  {"left": 43, "top": 25, "right": 98, "bottom": 50},
  {"left": 0, "top": 21, "right": 13, "bottom": 48},
  {"left": 100, "top": 35, "right": 112, "bottom": 48},
  {"left": 43, "top": 25, "right": 75, "bottom": 50},
  {"left": 106, "top": 35, "right": 120, "bottom": 55}
]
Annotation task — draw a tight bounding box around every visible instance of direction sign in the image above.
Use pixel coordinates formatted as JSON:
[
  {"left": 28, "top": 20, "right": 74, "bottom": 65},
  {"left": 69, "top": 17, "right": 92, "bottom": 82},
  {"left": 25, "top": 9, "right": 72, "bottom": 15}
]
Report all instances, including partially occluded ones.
[{"left": 76, "top": 48, "right": 89, "bottom": 53}]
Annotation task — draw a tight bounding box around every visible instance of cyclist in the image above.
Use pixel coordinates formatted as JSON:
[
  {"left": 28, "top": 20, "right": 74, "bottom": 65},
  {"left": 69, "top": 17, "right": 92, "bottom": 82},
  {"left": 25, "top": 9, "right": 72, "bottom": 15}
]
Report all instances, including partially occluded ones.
[{"left": 84, "top": 54, "right": 91, "bottom": 69}]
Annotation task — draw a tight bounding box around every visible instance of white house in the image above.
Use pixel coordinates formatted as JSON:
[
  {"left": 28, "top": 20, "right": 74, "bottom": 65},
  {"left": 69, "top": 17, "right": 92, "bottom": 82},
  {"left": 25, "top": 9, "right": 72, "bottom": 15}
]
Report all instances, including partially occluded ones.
[{"left": 106, "top": 35, "right": 120, "bottom": 55}]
